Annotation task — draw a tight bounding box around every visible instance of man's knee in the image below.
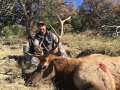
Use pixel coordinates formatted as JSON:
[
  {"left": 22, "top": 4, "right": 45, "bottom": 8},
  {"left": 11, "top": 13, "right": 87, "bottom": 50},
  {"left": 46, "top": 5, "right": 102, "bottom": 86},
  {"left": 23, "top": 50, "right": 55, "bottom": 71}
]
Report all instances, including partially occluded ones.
[{"left": 23, "top": 43, "right": 29, "bottom": 54}]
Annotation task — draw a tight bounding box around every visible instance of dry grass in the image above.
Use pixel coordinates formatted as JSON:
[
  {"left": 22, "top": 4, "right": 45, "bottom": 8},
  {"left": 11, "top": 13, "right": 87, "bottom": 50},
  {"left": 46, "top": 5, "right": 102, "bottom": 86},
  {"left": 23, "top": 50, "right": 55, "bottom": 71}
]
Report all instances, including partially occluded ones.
[
  {"left": 0, "top": 57, "right": 55, "bottom": 90},
  {"left": 61, "top": 34, "right": 120, "bottom": 56},
  {"left": 0, "top": 33, "right": 120, "bottom": 90},
  {"left": 0, "top": 38, "right": 55, "bottom": 90},
  {"left": 0, "top": 45, "right": 22, "bottom": 57}
]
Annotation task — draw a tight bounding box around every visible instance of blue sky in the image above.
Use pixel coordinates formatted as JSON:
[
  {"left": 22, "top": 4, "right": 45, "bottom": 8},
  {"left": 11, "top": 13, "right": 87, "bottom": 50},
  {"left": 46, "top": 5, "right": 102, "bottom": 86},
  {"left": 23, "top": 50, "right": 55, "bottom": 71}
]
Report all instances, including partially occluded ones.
[{"left": 65, "top": 0, "right": 83, "bottom": 8}]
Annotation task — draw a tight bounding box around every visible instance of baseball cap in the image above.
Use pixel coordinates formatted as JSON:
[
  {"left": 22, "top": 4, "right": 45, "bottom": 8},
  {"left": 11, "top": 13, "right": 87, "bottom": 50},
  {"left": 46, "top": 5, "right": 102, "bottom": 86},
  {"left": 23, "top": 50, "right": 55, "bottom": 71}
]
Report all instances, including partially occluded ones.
[{"left": 37, "top": 21, "right": 45, "bottom": 25}]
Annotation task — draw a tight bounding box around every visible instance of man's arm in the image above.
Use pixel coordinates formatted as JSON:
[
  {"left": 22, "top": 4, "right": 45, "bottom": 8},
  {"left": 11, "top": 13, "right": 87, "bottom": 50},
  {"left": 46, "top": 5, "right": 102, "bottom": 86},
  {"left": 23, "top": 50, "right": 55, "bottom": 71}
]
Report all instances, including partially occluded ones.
[{"left": 33, "top": 33, "right": 43, "bottom": 54}]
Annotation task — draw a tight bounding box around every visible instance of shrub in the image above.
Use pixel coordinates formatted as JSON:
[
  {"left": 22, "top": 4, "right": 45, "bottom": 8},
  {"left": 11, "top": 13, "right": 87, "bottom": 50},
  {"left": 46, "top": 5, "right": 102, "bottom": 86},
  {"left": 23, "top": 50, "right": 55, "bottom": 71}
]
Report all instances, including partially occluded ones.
[
  {"left": 3, "top": 26, "right": 13, "bottom": 37},
  {"left": 12, "top": 25, "right": 25, "bottom": 35}
]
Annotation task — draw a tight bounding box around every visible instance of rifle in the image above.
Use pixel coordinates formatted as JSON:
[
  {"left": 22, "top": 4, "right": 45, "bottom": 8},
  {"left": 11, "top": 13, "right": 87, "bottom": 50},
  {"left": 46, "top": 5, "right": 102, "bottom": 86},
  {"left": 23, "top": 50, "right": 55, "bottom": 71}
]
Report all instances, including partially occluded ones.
[
  {"left": 27, "top": 33, "right": 43, "bottom": 55},
  {"left": 27, "top": 33, "right": 35, "bottom": 54}
]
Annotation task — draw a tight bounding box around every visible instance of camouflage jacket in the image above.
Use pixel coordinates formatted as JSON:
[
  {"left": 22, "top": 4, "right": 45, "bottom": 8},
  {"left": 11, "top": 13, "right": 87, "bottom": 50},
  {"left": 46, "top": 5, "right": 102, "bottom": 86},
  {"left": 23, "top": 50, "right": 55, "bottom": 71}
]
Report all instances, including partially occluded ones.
[{"left": 34, "top": 31, "right": 67, "bottom": 56}]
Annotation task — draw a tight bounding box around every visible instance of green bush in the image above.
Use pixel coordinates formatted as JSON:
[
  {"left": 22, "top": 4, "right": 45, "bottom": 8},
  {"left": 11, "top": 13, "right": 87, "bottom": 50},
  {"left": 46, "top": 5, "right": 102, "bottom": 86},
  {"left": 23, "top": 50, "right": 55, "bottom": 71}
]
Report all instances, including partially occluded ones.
[
  {"left": 71, "top": 15, "right": 83, "bottom": 32},
  {"left": 12, "top": 25, "right": 25, "bottom": 35},
  {"left": 2, "top": 25, "right": 25, "bottom": 37},
  {"left": 3, "top": 26, "right": 13, "bottom": 37}
]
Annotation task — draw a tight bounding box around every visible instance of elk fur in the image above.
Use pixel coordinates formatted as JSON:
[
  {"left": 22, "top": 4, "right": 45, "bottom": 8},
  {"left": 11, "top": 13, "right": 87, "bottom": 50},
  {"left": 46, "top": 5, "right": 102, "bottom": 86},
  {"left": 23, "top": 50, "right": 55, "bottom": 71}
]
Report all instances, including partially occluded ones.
[{"left": 25, "top": 54, "right": 120, "bottom": 90}]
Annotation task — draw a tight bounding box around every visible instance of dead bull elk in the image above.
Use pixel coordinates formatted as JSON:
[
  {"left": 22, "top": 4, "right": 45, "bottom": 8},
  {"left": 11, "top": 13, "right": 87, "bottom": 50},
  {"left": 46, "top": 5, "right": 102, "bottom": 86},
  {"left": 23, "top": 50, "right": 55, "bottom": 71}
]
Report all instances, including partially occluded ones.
[
  {"left": 26, "top": 52, "right": 120, "bottom": 90},
  {"left": 24, "top": 32, "right": 120, "bottom": 90}
]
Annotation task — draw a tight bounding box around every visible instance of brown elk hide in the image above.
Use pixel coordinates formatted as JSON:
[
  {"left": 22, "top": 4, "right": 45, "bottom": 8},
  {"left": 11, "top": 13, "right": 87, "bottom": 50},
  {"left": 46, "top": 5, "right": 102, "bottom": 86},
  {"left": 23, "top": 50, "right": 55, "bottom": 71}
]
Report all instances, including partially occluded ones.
[{"left": 26, "top": 54, "right": 120, "bottom": 90}]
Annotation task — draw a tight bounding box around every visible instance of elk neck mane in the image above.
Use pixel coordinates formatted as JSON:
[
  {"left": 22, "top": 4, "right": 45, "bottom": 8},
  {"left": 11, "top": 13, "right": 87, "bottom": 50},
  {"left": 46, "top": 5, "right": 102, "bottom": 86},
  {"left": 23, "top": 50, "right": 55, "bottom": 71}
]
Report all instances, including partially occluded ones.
[{"left": 46, "top": 54, "right": 84, "bottom": 75}]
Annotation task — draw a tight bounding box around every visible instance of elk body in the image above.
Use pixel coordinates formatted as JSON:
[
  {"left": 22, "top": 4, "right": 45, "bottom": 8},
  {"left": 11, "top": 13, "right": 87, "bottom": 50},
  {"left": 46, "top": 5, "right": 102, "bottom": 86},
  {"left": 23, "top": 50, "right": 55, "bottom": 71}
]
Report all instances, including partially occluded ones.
[
  {"left": 25, "top": 53, "right": 120, "bottom": 90},
  {"left": 24, "top": 27, "right": 120, "bottom": 90}
]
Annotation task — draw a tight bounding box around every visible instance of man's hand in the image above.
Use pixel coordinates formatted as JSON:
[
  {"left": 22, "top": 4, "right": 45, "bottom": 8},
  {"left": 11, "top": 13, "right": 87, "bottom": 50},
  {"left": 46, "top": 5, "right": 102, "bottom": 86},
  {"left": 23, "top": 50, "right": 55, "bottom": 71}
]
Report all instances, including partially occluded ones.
[
  {"left": 53, "top": 48, "right": 59, "bottom": 55},
  {"left": 38, "top": 47, "right": 43, "bottom": 53},
  {"left": 34, "top": 46, "right": 43, "bottom": 55}
]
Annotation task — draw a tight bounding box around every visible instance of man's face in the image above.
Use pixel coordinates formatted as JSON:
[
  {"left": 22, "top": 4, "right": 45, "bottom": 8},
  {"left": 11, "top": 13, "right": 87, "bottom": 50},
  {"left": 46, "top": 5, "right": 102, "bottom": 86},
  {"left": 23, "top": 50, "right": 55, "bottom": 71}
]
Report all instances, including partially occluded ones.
[{"left": 38, "top": 24, "right": 46, "bottom": 35}]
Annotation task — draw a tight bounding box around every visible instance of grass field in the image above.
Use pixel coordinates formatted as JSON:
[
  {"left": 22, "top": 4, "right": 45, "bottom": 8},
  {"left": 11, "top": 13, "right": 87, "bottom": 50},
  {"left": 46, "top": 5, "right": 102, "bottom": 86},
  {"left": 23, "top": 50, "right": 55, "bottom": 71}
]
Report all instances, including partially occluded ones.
[
  {"left": 0, "top": 37, "right": 55, "bottom": 90},
  {"left": 0, "top": 33, "right": 120, "bottom": 90}
]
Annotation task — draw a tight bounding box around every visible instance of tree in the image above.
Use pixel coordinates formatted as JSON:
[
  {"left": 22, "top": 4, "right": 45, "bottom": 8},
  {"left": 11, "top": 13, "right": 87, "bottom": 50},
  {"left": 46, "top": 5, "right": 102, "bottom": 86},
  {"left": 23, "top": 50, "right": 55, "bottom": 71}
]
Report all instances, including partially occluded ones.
[
  {"left": 0, "top": 0, "right": 17, "bottom": 36},
  {"left": 36, "top": 0, "right": 75, "bottom": 36},
  {"left": 12, "top": 0, "right": 72, "bottom": 35},
  {"left": 75, "top": 0, "right": 120, "bottom": 32},
  {"left": 1, "top": 0, "right": 74, "bottom": 37}
]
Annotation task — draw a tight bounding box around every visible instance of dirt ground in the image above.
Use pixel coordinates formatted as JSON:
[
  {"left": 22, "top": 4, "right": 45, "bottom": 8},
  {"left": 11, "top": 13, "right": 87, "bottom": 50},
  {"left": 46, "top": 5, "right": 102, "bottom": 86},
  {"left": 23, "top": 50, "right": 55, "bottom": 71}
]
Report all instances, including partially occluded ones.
[{"left": 0, "top": 43, "right": 54, "bottom": 90}]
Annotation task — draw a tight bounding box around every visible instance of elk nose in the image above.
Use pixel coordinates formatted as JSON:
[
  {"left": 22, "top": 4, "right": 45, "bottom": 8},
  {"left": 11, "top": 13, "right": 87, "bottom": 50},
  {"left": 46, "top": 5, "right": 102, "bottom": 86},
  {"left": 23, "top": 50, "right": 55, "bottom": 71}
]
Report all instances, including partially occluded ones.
[{"left": 42, "top": 62, "right": 48, "bottom": 70}]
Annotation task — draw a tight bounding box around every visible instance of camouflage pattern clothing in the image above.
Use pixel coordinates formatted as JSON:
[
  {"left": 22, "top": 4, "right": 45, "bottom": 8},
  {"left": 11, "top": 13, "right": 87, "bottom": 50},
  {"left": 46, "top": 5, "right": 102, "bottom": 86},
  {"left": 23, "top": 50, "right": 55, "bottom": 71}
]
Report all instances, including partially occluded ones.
[
  {"left": 23, "top": 31, "right": 67, "bottom": 66},
  {"left": 34, "top": 30, "right": 67, "bottom": 56}
]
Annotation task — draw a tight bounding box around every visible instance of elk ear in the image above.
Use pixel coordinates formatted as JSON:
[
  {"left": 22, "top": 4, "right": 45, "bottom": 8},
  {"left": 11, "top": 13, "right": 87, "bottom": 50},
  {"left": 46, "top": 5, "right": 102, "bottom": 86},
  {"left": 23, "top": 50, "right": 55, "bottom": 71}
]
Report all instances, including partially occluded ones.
[{"left": 53, "top": 59, "right": 65, "bottom": 64}]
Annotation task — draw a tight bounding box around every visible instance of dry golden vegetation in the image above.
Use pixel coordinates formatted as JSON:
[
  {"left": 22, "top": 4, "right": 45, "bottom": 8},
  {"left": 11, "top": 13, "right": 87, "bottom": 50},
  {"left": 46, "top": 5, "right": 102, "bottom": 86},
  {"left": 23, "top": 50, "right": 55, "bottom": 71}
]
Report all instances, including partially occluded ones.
[
  {"left": 0, "top": 33, "right": 120, "bottom": 90},
  {"left": 61, "top": 34, "right": 120, "bottom": 57},
  {"left": 0, "top": 37, "right": 55, "bottom": 90}
]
